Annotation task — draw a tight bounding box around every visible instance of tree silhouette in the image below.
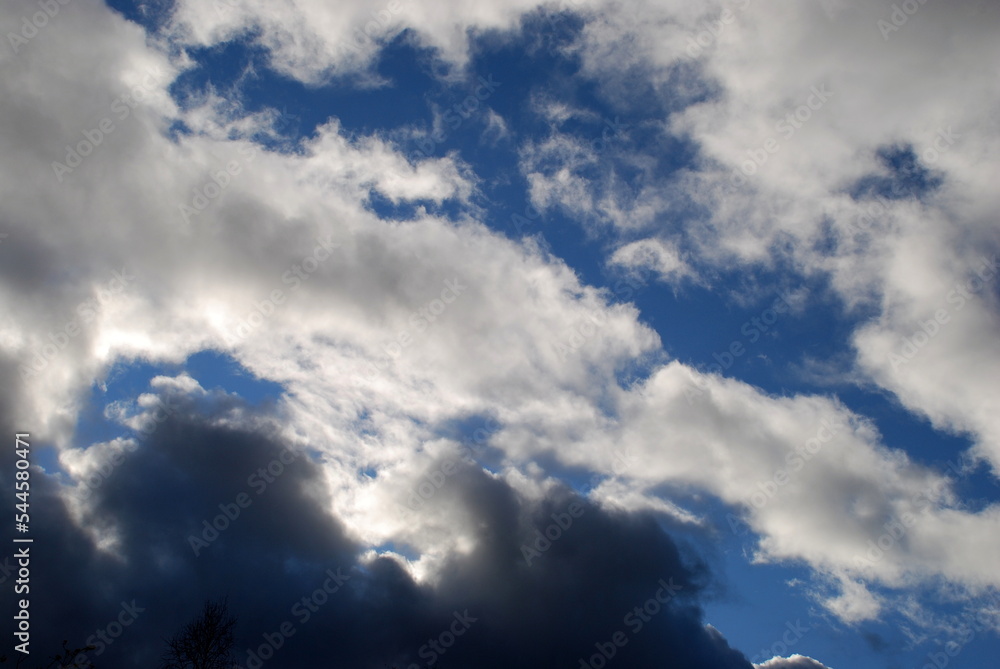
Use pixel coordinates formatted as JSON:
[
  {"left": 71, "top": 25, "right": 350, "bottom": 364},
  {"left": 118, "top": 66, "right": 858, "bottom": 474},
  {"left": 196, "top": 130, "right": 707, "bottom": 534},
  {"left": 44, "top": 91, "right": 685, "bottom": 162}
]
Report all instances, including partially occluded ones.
[{"left": 161, "top": 597, "right": 238, "bottom": 669}]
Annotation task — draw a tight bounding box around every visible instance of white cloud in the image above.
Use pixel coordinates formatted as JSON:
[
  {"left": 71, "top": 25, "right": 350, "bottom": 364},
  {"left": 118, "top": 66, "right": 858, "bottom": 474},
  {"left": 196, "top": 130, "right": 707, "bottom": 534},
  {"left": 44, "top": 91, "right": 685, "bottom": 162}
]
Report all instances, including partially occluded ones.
[
  {"left": 165, "top": 0, "right": 577, "bottom": 84},
  {"left": 609, "top": 237, "right": 694, "bottom": 285},
  {"left": 561, "top": 0, "right": 1000, "bottom": 481},
  {"left": 755, "top": 655, "right": 831, "bottom": 669},
  {"left": 2, "top": 0, "right": 1000, "bottom": 636}
]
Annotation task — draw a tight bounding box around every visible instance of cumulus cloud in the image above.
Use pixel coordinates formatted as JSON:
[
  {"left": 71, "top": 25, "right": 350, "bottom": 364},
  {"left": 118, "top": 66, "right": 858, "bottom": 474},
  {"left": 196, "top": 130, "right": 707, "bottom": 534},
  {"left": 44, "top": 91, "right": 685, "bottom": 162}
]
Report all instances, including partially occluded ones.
[
  {"left": 565, "top": 0, "right": 1000, "bottom": 476},
  {"left": 165, "top": 0, "right": 576, "bottom": 84},
  {"left": 3, "top": 371, "right": 764, "bottom": 668},
  {"left": 755, "top": 655, "right": 831, "bottom": 669},
  {"left": 1, "top": 0, "right": 998, "bottom": 667}
]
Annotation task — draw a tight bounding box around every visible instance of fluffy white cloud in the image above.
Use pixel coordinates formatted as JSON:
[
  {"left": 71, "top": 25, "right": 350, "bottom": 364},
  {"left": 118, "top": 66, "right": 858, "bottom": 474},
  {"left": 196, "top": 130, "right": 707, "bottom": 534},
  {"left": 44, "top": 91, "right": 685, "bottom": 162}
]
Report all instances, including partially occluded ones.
[
  {"left": 755, "top": 655, "right": 831, "bottom": 669},
  {"left": 165, "top": 0, "right": 582, "bottom": 83},
  {"left": 563, "top": 0, "right": 1000, "bottom": 479},
  {"left": 609, "top": 237, "right": 694, "bottom": 285}
]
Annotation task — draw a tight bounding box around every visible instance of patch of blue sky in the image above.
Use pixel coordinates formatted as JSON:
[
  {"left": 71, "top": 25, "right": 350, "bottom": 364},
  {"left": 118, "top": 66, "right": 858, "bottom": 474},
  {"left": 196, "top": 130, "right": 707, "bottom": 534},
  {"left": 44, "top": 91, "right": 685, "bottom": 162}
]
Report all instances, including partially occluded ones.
[{"left": 72, "top": 350, "right": 285, "bottom": 452}]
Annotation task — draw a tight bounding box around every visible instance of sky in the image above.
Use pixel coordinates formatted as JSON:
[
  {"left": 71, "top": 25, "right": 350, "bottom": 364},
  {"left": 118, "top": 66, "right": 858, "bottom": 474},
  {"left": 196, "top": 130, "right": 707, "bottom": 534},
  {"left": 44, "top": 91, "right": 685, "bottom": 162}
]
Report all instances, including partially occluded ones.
[{"left": 1, "top": 0, "right": 999, "bottom": 667}]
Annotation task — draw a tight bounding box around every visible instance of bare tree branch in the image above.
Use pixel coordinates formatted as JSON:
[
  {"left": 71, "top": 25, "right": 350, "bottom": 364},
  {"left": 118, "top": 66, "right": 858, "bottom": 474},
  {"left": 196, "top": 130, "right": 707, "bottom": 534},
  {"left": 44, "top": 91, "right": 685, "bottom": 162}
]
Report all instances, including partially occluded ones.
[{"left": 161, "top": 598, "right": 238, "bottom": 669}]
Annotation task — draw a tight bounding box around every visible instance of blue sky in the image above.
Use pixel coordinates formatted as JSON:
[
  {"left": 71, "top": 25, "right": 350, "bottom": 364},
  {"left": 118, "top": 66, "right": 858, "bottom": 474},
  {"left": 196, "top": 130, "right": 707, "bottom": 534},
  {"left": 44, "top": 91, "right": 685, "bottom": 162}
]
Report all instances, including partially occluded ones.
[{"left": 2, "top": 0, "right": 999, "bottom": 667}]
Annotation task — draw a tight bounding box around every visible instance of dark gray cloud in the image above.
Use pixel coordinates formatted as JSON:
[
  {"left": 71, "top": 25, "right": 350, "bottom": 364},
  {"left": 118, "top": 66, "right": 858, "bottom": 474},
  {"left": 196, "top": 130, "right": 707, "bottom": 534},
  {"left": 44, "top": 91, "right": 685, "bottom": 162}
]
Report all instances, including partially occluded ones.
[{"left": 0, "top": 376, "right": 763, "bottom": 669}]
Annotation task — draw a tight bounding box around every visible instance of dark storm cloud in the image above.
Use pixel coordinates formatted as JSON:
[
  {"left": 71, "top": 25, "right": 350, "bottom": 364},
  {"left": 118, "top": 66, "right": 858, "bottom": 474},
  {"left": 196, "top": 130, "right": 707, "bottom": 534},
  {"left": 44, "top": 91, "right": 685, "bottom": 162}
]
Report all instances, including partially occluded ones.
[
  {"left": 394, "top": 461, "right": 754, "bottom": 669},
  {"left": 0, "top": 375, "right": 357, "bottom": 667},
  {"left": 0, "top": 375, "right": 764, "bottom": 668}
]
